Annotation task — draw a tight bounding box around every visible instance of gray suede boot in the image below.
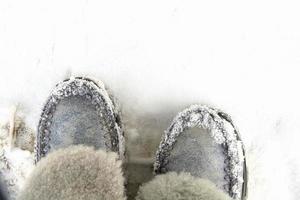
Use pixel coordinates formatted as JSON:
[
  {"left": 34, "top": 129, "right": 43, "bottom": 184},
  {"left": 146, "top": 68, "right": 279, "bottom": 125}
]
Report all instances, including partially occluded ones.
[
  {"left": 35, "top": 77, "right": 125, "bottom": 162},
  {"left": 154, "top": 105, "right": 247, "bottom": 200}
]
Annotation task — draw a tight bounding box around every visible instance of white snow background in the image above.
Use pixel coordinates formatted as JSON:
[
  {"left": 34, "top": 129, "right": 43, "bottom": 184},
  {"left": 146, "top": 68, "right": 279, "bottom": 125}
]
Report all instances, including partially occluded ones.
[{"left": 0, "top": 0, "right": 300, "bottom": 199}]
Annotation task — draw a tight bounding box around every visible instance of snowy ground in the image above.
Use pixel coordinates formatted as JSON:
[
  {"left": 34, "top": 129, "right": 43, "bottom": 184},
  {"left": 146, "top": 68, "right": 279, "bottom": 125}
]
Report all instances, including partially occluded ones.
[{"left": 0, "top": 0, "right": 300, "bottom": 199}]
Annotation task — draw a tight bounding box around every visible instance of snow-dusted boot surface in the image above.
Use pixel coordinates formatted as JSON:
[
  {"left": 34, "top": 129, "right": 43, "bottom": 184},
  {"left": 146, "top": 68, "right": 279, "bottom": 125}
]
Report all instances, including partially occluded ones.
[
  {"left": 19, "top": 145, "right": 126, "bottom": 200},
  {"left": 136, "top": 172, "right": 232, "bottom": 200},
  {"left": 36, "top": 77, "right": 125, "bottom": 161},
  {"left": 154, "top": 105, "right": 247, "bottom": 200}
]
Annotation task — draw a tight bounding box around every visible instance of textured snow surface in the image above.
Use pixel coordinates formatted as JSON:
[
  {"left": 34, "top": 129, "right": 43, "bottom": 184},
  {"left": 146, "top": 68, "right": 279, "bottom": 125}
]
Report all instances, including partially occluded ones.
[
  {"left": 0, "top": 140, "right": 34, "bottom": 200},
  {"left": 1, "top": 1, "right": 300, "bottom": 200}
]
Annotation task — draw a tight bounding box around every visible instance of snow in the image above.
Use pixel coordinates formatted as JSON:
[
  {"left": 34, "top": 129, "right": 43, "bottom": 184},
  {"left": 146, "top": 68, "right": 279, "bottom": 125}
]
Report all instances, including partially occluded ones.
[
  {"left": 0, "top": 140, "right": 34, "bottom": 200},
  {"left": 0, "top": 0, "right": 300, "bottom": 199}
]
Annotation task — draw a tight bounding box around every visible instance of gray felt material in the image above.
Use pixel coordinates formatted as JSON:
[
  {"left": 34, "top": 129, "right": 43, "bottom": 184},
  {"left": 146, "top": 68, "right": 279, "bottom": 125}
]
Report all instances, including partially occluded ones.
[
  {"left": 36, "top": 77, "right": 124, "bottom": 161},
  {"left": 48, "top": 96, "right": 107, "bottom": 152},
  {"left": 166, "top": 127, "right": 228, "bottom": 191},
  {"left": 154, "top": 105, "right": 246, "bottom": 200}
]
